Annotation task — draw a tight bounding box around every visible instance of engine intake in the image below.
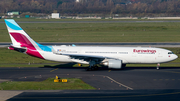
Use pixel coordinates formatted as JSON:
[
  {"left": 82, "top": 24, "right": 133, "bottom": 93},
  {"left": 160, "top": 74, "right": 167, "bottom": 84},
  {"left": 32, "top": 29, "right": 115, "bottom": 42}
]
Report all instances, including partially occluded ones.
[{"left": 103, "top": 59, "right": 122, "bottom": 69}]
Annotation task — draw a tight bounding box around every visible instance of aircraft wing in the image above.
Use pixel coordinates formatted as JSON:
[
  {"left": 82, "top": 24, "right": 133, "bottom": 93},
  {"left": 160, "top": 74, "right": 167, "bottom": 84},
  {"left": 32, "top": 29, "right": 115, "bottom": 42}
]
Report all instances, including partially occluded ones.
[
  {"left": 53, "top": 51, "right": 115, "bottom": 63},
  {"left": 65, "top": 53, "right": 114, "bottom": 63},
  {"left": 67, "top": 53, "right": 112, "bottom": 59}
]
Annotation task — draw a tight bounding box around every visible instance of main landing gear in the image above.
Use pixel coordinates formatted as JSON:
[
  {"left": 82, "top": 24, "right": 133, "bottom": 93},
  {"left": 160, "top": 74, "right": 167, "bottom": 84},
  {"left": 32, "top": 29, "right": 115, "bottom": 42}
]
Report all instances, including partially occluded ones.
[
  {"left": 86, "top": 65, "right": 99, "bottom": 71},
  {"left": 86, "top": 61, "right": 99, "bottom": 71}
]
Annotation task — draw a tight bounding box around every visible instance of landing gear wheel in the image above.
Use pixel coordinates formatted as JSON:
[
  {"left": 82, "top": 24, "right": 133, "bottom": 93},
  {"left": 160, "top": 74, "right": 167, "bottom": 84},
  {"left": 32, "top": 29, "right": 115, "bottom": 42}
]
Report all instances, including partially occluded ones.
[
  {"left": 86, "top": 67, "right": 90, "bottom": 71},
  {"left": 94, "top": 66, "right": 99, "bottom": 70},
  {"left": 86, "top": 66, "right": 98, "bottom": 71},
  {"left": 91, "top": 67, "right": 95, "bottom": 71},
  {"left": 122, "top": 64, "right": 126, "bottom": 67}
]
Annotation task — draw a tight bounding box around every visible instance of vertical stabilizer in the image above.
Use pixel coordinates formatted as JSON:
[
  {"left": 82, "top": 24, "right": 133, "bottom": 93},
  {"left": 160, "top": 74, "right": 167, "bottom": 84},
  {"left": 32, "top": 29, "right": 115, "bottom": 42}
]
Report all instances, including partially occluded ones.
[
  {"left": 5, "top": 19, "right": 44, "bottom": 59},
  {"left": 5, "top": 19, "right": 37, "bottom": 48}
]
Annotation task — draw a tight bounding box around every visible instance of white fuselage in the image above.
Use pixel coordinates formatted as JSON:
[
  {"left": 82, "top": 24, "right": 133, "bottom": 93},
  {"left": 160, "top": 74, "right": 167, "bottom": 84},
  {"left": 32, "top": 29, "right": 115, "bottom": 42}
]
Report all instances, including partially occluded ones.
[{"left": 39, "top": 46, "right": 178, "bottom": 64}]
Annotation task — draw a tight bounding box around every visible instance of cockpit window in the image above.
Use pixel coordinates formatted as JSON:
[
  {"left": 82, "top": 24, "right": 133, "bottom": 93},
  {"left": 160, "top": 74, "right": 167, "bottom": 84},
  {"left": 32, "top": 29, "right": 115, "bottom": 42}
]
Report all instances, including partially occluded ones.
[{"left": 168, "top": 52, "right": 174, "bottom": 54}]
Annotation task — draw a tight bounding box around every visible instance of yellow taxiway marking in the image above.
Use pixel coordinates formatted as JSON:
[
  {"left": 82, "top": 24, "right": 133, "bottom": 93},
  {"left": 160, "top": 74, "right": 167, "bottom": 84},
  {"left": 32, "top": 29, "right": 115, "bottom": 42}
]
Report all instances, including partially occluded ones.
[
  {"left": 108, "top": 70, "right": 111, "bottom": 72},
  {"left": 50, "top": 68, "right": 58, "bottom": 72}
]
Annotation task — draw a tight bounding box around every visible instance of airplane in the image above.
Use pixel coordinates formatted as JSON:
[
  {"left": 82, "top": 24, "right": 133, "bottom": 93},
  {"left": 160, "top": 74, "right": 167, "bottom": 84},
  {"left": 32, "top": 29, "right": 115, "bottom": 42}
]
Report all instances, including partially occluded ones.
[{"left": 4, "top": 19, "right": 178, "bottom": 70}]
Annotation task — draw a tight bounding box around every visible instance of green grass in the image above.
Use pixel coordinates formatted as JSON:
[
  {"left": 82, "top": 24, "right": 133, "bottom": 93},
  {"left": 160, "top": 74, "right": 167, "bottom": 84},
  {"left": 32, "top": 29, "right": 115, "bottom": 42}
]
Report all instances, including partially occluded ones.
[
  {"left": 0, "top": 20, "right": 180, "bottom": 42},
  {"left": 0, "top": 78, "right": 95, "bottom": 90}
]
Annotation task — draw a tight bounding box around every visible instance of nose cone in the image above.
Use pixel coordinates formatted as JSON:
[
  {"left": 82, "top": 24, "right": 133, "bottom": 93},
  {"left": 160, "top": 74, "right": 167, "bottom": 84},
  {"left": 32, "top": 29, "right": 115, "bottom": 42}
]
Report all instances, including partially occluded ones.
[
  {"left": 167, "top": 54, "right": 178, "bottom": 62},
  {"left": 172, "top": 54, "right": 178, "bottom": 61},
  {"left": 175, "top": 54, "right": 178, "bottom": 59}
]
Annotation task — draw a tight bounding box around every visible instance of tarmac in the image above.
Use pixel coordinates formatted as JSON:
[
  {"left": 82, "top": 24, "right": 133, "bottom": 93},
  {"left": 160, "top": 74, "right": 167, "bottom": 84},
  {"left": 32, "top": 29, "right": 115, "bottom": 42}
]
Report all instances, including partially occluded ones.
[{"left": 0, "top": 66, "right": 180, "bottom": 101}]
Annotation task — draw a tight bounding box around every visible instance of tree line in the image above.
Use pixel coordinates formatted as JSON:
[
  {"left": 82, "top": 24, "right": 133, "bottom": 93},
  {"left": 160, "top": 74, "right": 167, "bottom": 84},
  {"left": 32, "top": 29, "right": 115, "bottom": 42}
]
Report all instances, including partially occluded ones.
[{"left": 0, "top": 0, "right": 180, "bottom": 17}]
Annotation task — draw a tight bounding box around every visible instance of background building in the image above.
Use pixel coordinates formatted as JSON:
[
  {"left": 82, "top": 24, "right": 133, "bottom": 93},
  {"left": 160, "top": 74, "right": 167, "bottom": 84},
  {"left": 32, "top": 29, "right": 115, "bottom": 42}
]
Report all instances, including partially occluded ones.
[
  {"left": 75, "top": 0, "right": 87, "bottom": 3},
  {"left": 7, "top": 12, "right": 19, "bottom": 16},
  {"left": 51, "top": 13, "right": 60, "bottom": 18}
]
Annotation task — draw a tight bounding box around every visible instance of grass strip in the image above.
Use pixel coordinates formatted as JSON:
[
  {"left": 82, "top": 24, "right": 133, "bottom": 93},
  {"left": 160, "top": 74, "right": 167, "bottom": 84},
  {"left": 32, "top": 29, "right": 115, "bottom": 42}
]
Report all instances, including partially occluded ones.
[
  {"left": 0, "top": 78, "right": 95, "bottom": 90},
  {"left": 1, "top": 21, "right": 180, "bottom": 42}
]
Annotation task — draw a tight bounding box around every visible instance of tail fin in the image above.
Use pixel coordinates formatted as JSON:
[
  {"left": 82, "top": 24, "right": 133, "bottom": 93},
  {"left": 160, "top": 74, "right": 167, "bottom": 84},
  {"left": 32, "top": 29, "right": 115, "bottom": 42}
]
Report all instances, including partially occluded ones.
[
  {"left": 5, "top": 19, "right": 37, "bottom": 48},
  {"left": 4, "top": 19, "right": 45, "bottom": 59}
]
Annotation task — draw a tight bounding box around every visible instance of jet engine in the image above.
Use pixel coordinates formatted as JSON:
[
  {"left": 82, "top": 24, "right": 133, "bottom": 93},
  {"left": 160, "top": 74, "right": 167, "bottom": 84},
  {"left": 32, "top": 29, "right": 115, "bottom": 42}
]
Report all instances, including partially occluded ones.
[{"left": 103, "top": 59, "right": 122, "bottom": 69}]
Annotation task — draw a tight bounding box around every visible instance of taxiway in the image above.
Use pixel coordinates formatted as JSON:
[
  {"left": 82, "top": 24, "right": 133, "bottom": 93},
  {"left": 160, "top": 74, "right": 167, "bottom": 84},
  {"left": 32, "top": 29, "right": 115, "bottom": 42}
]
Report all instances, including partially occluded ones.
[{"left": 0, "top": 66, "right": 180, "bottom": 100}]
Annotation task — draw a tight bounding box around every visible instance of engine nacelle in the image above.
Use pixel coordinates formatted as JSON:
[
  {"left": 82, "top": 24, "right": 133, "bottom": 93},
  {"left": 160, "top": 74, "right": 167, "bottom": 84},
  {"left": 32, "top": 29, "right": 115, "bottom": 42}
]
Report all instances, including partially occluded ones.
[{"left": 103, "top": 59, "right": 122, "bottom": 69}]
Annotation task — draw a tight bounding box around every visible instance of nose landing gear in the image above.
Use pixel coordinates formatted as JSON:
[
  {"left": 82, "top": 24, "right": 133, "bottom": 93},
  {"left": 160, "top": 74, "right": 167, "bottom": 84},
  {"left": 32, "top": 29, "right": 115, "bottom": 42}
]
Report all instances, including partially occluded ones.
[{"left": 157, "top": 63, "right": 160, "bottom": 70}]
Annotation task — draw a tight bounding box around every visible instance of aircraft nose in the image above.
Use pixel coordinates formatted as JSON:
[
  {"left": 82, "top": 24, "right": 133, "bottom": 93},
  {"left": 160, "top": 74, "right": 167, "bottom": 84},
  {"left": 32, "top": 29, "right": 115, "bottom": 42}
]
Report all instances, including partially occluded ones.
[
  {"left": 173, "top": 54, "right": 178, "bottom": 60},
  {"left": 175, "top": 54, "right": 178, "bottom": 59}
]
